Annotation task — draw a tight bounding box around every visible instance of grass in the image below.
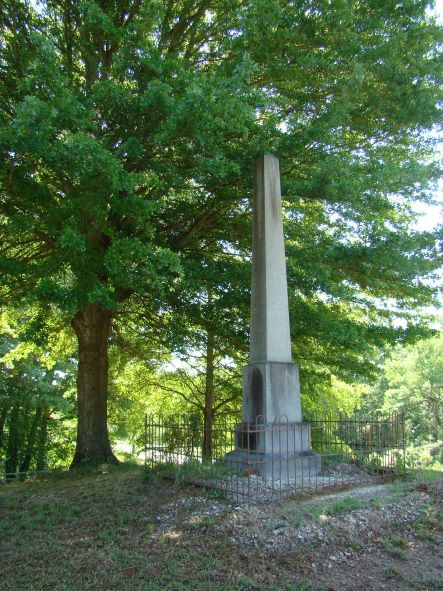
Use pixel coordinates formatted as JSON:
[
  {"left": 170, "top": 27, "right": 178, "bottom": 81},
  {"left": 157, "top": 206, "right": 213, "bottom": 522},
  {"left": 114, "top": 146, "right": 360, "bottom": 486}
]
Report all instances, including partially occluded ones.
[
  {"left": 142, "top": 459, "right": 233, "bottom": 491},
  {"left": 412, "top": 504, "right": 442, "bottom": 546},
  {"left": 378, "top": 534, "right": 409, "bottom": 560},
  {"left": 409, "top": 468, "right": 443, "bottom": 482},
  {"left": 372, "top": 495, "right": 382, "bottom": 509},
  {"left": 321, "top": 496, "right": 361, "bottom": 516},
  {"left": 384, "top": 567, "right": 403, "bottom": 581},
  {"left": 0, "top": 465, "right": 315, "bottom": 591},
  {"left": 280, "top": 491, "right": 375, "bottom": 529},
  {"left": 413, "top": 578, "right": 443, "bottom": 590}
]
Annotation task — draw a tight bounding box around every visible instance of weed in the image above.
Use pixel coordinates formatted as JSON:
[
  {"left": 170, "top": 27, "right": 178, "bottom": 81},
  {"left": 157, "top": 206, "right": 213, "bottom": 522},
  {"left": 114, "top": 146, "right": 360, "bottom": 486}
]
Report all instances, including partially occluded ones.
[
  {"left": 236, "top": 575, "right": 261, "bottom": 589},
  {"left": 309, "top": 506, "right": 323, "bottom": 521},
  {"left": 416, "top": 577, "right": 443, "bottom": 590},
  {"left": 388, "top": 479, "right": 409, "bottom": 496},
  {"left": 142, "top": 458, "right": 233, "bottom": 488},
  {"left": 385, "top": 568, "right": 402, "bottom": 580},
  {"left": 280, "top": 503, "right": 309, "bottom": 528},
  {"left": 348, "top": 541, "right": 363, "bottom": 553},
  {"left": 291, "top": 580, "right": 317, "bottom": 591},
  {"left": 412, "top": 504, "right": 442, "bottom": 546},
  {"left": 323, "top": 497, "right": 360, "bottom": 516},
  {"left": 372, "top": 495, "right": 382, "bottom": 509},
  {"left": 204, "top": 486, "right": 227, "bottom": 501},
  {"left": 293, "top": 512, "right": 304, "bottom": 528},
  {"left": 378, "top": 535, "right": 408, "bottom": 559},
  {"left": 414, "top": 526, "right": 438, "bottom": 543},
  {"left": 141, "top": 462, "right": 176, "bottom": 483},
  {"left": 390, "top": 534, "right": 409, "bottom": 548},
  {"left": 175, "top": 459, "right": 233, "bottom": 486},
  {"left": 409, "top": 468, "right": 443, "bottom": 483},
  {"left": 96, "top": 529, "right": 124, "bottom": 543},
  {"left": 419, "top": 505, "right": 442, "bottom": 529},
  {"left": 388, "top": 546, "right": 407, "bottom": 560},
  {"left": 184, "top": 516, "right": 216, "bottom": 532}
]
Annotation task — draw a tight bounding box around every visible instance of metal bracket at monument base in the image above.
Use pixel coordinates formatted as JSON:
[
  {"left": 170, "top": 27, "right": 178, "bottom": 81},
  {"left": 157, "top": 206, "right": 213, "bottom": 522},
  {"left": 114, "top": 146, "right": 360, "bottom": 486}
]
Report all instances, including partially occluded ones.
[{"left": 225, "top": 419, "right": 321, "bottom": 479}]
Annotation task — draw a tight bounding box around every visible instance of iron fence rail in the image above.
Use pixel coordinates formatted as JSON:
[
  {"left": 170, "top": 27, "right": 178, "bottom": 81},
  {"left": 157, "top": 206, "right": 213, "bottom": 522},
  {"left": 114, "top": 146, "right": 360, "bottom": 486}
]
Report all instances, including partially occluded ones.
[
  {"left": 143, "top": 411, "right": 406, "bottom": 502},
  {"left": 0, "top": 469, "right": 50, "bottom": 483}
]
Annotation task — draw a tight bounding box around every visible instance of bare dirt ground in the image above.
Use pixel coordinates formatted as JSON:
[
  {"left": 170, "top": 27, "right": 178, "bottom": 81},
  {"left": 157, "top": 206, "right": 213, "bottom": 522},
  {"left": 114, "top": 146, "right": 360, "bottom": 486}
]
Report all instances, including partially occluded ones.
[{"left": 0, "top": 466, "right": 441, "bottom": 591}]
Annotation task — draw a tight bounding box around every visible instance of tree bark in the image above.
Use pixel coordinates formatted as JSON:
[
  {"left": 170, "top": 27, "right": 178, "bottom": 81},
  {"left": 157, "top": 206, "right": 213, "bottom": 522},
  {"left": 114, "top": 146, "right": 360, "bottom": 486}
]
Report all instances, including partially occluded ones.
[
  {"left": 19, "top": 406, "right": 43, "bottom": 472},
  {"left": 202, "top": 327, "right": 215, "bottom": 460},
  {"left": 427, "top": 384, "right": 441, "bottom": 441},
  {"left": 70, "top": 303, "right": 118, "bottom": 467},
  {"left": 35, "top": 406, "right": 50, "bottom": 472},
  {"left": 0, "top": 404, "right": 9, "bottom": 451},
  {"left": 5, "top": 402, "right": 20, "bottom": 474}
]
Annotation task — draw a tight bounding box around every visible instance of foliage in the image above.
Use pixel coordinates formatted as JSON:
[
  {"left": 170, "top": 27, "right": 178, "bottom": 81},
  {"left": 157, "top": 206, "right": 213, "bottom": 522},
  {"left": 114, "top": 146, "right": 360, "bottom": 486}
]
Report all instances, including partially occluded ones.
[
  {"left": 362, "top": 332, "right": 443, "bottom": 445},
  {"left": 302, "top": 375, "right": 367, "bottom": 420},
  {"left": 0, "top": 0, "right": 442, "bottom": 463},
  {"left": 405, "top": 442, "right": 443, "bottom": 470},
  {"left": 0, "top": 321, "right": 76, "bottom": 472}
]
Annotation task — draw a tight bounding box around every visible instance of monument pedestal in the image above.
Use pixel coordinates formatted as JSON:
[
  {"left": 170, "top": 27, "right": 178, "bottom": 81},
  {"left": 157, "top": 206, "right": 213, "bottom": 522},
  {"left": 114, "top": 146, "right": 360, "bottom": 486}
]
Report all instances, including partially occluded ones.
[
  {"left": 226, "top": 363, "right": 320, "bottom": 479},
  {"left": 241, "top": 362, "right": 302, "bottom": 424}
]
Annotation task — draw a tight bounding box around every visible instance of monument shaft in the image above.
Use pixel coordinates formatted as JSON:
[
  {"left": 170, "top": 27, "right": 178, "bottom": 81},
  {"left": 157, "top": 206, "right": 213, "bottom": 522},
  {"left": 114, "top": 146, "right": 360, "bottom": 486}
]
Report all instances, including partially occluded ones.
[
  {"left": 251, "top": 154, "right": 292, "bottom": 364},
  {"left": 242, "top": 153, "right": 301, "bottom": 424}
]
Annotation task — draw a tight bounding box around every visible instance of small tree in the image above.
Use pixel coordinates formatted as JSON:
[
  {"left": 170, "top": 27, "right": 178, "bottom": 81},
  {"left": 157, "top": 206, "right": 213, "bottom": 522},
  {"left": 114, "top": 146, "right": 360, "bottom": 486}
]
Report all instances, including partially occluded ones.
[{"left": 0, "top": 332, "right": 75, "bottom": 473}]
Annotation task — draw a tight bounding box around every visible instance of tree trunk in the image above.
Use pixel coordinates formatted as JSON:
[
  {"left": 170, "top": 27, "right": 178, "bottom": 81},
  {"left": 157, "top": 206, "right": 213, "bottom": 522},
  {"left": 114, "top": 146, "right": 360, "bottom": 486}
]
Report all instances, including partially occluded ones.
[
  {"left": 202, "top": 327, "right": 215, "bottom": 460},
  {"left": 0, "top": 404, "right": 9, "bottom": 451},
  {"left": 19, "top": 406, "right": 43, "bottom": 472},
  {"left": 35, "top": 406, "right": 50, "bottom": 472},
  {"left": 428, "top": 384, "right": 441, "bottom": 441},
  {"left": 70, "top": 303, "right": 118, "bottom": 467},
  {"left": 5, "top": 402, "right": 20, "bottom": 474}
]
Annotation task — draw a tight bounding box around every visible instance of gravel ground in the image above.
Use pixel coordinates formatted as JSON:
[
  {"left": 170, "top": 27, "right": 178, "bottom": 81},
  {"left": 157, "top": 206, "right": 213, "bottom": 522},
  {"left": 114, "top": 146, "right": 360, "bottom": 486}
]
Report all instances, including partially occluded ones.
[
  {"left": 154, "top": 478, "right": 443, "bottom": 590},
  {"left": 196, "top": 462, "right": 385, "bottom": 503},
  {"left": 225, "top": 485, "right": 431, "bottom": 556}
]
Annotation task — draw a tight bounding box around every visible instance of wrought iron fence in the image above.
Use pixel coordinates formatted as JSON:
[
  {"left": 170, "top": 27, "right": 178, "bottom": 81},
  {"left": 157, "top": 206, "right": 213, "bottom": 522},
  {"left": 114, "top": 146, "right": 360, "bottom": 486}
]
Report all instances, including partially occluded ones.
[
  {"left": 0, "top": 469, "right": 50, "bottom": 483},
  {"left": 143, "top": 411, "right": 406, "bottom": 502}
]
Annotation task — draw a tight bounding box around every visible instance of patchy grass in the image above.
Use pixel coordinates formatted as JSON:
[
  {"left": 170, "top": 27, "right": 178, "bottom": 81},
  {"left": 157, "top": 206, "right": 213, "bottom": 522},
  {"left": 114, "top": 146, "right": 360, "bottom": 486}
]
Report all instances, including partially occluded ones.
[
  {"left": 377, "top": 534, "right": 409, "bottom": 560},
  {"left": 384, "top": 567, "right": 404, "bottom": 581},
  {"left": 0, "top": 465, "right": 441, "bottom": 591},
  {"left": 371, "top": 495, "right": 382, "bottom": 509},
  {"left": 0, "top": 465, "right": 319, "bottom": 591},
  {"left": 408, "top": 467, "right": 443, "bottom": 483},
  {"left": 322, "top": 496, "right": 361, "bottom": 516},
  {"left": 141, "top": 459, "right": 233, "bottom": 494},
  {"left": 414, "top": 577, "right": 443, "bottom": 591},
  {"left": 412, "top": 504, "right": 443, "bottom": 547}
]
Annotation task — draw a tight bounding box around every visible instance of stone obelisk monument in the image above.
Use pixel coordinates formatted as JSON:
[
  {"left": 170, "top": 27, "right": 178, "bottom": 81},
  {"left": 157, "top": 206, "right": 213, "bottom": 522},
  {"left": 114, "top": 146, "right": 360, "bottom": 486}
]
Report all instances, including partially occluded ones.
[{"left": 226, "top": 153, "right": 319, "bottom": 477}]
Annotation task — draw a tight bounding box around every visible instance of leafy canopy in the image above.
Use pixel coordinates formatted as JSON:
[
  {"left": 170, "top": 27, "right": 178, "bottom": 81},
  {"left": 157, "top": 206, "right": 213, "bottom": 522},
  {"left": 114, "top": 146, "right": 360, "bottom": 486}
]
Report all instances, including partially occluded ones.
[{"left": 0, "top": 0, "right": 442, "bottom": 382}]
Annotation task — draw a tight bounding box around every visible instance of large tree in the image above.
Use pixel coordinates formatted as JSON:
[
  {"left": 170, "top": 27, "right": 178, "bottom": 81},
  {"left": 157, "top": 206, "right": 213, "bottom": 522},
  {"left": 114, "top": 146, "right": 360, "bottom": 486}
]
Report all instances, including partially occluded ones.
[{"left": 0, "top": 0, "right": 442, "bottom": 465}]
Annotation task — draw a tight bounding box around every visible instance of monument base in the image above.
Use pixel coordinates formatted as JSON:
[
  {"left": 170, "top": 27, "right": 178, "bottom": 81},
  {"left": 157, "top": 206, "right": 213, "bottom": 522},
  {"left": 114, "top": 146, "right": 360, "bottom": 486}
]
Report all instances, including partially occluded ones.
[
  {"left": 225, "top": 421, "right": 321, "bottom": 479},
  {"left": 226, "top": 448, "right": 321, "bottom": 479}
]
